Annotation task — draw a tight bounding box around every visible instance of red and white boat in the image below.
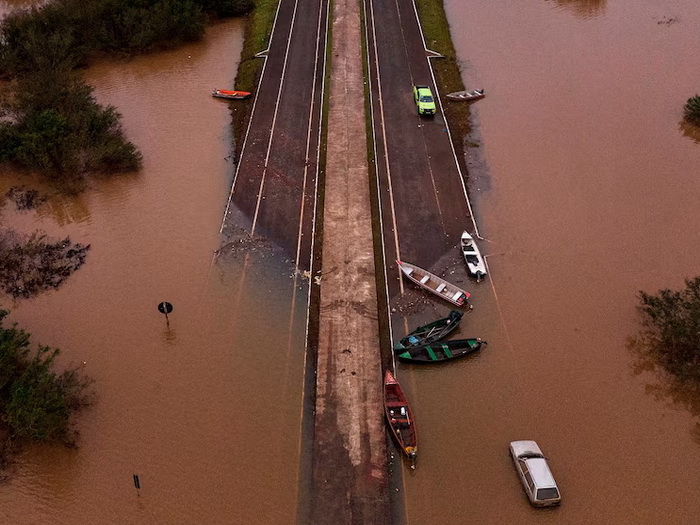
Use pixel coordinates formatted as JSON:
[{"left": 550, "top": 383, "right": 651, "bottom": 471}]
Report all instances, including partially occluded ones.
[
  {"left": 383, "top": 370, "right": 417, "bottom": 464},
  {"left": 212, "top": 89, "right": 251, "bottom": 100}
]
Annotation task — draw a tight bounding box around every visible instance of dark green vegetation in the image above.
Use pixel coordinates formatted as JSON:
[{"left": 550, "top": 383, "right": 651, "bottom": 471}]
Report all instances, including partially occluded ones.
[
  {"left": 634, "top": 278, "right": 700, "bottom": 437},
  {"left": 0, "top": 0, "right": 255, "bottom": 185},
  {"left": 0, "top": 71, "right": 141, "bottom": 183},
  {"left": 414, "top": 0, "right": 474, "bottom": 153},
  {"left": 637, "top": 277, "right": 700, "bottom": 383},
  {"left": 0, "top": 310, "right": 92, "bottom": 467},
  {"left": 0, "top": 0, "right": 255, "bottom": 76},
  {"left": 0, "top": 230, "right": 90, "bottom": 299},
  {"left": 684, "top": 95, "right": 700, "bottom": 127}
]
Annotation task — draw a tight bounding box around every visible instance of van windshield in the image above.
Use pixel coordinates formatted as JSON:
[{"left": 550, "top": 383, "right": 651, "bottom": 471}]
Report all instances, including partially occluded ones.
[{"left": 537, "top": 488, "right": 560, "bottom": 501}]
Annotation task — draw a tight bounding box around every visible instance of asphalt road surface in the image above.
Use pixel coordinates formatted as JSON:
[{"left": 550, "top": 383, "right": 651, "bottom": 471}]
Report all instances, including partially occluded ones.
[
  {"left": 364, "top": 0, "right": 475, "bottom": 306},
  {"left": 221, "top": 0, "right": 327, "bottom": 270},
  {"left": 219, "top": 0, "right": 478, "bottom": 522}
]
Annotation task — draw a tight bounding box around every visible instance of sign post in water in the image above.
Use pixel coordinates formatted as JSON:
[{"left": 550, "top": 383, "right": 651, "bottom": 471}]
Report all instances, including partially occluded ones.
[{"left": 157, "top": 301, "right": 173, "bottom": 327}]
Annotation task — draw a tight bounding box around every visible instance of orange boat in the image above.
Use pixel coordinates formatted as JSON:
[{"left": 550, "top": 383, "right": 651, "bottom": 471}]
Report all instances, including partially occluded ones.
[{"left": 212, "top": 89, "right": 251, "bottom": 100}]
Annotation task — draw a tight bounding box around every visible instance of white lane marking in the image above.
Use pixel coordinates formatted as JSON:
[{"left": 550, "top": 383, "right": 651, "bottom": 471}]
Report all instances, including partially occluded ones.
[
  {"left": 368, "top": 0, "right": 403, "bottom": 298},
  {"left": 220, "top": 0, "right": 284, "bottom": 234},
  {"left": 250, "top": 0, "right": 301, "bottom": 235},
  {"left": 363, "top": 0, "right": 396, "bottom": 354},
  {"left": 393, "top": 0, "right": 447, "bottom": 234},
  {"left": 410, "top": 0, "right": 480, "bottom": 238},
  {"left": 296, "top": 0, "right": 330, "bottom": 499},
  {"left": 293, "top": 0, "right": 326, "bottom": 273}
]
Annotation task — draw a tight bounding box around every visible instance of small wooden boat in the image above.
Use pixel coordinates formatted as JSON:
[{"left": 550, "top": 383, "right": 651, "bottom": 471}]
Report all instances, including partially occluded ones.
[
  {"left": 460, "top": 231, "right": 487, "bottom": 282},
  {"left": 446, "top": 89, "right": 485, "bottom": 102},
  {"left": 384, "top": 370, "right": 417, "bottom": 463},
  {"left": 397, "top": 260, "right": 470, "bottom": 307},
  {"left": 212, "top": 89, "right": 251, "bottom": 100},
  {"left": 396, "top": 338, "right": 486, "bottom": 364},
  {"left": 393, "top": 310, "right": 463, "bottom": 350}
]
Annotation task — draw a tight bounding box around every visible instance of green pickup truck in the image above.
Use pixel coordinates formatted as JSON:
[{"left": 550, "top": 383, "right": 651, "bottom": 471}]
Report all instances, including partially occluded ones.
[{"left": 413, "top": 85, "right": 436, "bottom": 116}]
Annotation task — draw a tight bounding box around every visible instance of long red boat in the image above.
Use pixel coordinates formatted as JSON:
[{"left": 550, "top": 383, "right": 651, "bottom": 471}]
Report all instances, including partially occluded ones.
[
  {"left": 383, "top": 370, "right": 418, "bottom": 465},
  {"left": 212, "top": 89, "right": 251, "bottom": 100}
]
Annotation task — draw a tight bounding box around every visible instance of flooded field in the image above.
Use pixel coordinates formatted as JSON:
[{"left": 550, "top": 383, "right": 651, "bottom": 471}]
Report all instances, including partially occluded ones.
[
  {"left": 0, "top": 18, "right": 306, "bottom": 525},
  {"left": 399, "top": 0, "right": 700, "bottom": 523}
]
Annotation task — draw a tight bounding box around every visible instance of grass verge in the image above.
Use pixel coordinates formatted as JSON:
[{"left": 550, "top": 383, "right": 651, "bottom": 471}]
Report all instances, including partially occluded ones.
[
  {"left": 229, "top": 0, "right": 280, "bottom": 158},
  {"left": 414, "top": 0, "right": 475, "bottom": 167}
]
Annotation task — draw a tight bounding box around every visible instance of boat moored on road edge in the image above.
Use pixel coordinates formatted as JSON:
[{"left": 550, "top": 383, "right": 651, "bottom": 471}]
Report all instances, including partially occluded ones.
[
  {"left": 383, "top": 370, "right": 418, "bottom": 466},
  {"left": 460, "top": 231, "right": 487, "bottom": 282},
  {"left": 393, "top": 310, "right": 464, "bottom": 350},
  {"left": 397, "top": 260, "right": 471, "bottom": 307}
]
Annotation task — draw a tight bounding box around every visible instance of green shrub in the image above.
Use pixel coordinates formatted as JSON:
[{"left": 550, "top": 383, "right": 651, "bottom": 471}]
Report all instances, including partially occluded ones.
[
  {"left": 1, "top": 71, "right": 142, "bottom": 179},
  {"left": 0, "top": 0, "right": 254, "bottom": 77},
  {"left": 0, "top": 310, "right": 92, "bottom": 444},
  {"left": 684, "top": 95, "right": 700, "bottom": 127},
  {"left": 638, "top": 277, "right": 700, "bottom": 382}
]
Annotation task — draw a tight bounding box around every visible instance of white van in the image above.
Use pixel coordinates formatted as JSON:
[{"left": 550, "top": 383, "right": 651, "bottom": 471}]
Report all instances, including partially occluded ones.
[{"left": 509, "top": 440, "right": 561, "bottom": 507}]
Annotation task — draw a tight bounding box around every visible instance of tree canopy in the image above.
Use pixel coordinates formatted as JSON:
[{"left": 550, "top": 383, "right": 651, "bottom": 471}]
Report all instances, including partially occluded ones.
[
  {"left": 0, "top": 0, "right": 255, "bottom": 76},
  {"left": 638, "top": 277, "right": 700, "bottom": 382},
  {"left": 684, "top": 95, "right": 700, "bottom": 127},
  {"left": 0, "top": 310, "right": 92, "bottom": 447},
  {"left": 0, "top": 70, "right": 142, "bottom": 180}
]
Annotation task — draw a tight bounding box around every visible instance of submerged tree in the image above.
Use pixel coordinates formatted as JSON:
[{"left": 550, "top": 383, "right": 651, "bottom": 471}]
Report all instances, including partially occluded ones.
[
  {"left": 0, "top": 230, "right": 90, "bottom": 299},
  {"left": 684, "top": 95, "right": 700, "bottom": 127},
  {"left": 0, "top": 70, "right": 142, "bottom": 180},
  {"left": 0, "top": 310, "right": 92, "bottom": 449},
  {"left": 637, "top": 277, "right": 700, "bottom": 383}
]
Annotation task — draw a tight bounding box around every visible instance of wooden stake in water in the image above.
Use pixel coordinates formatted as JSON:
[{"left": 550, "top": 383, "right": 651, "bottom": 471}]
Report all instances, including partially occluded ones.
[
  {"left": 133, "top": 474, "right": 141, "bottom": 493},
  {"left": 157, "top": 301, "right": 173, "bottom": 327}
]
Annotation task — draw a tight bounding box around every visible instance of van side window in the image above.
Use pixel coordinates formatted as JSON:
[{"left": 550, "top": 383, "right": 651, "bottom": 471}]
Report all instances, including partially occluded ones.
[{"left": 524, "top": 470, "right": 535, "bottom": 492}]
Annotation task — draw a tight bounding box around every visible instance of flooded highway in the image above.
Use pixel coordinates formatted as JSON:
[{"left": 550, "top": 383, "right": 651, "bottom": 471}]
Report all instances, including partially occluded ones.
[
  {"left": 1, "top": 0, "right": 700, "bottom": 523},
  {"left": 397, "top": 0, "right": 700, "bottom": 523}
]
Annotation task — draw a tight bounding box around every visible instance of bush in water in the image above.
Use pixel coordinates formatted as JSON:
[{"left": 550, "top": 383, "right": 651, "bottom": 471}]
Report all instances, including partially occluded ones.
[
  {"left": 684, "top": 95, "right": 700, "bottom": 127},
  {"left": 0, "top": 230, "right": 90, "bottom": 299},
  {"left": 0, "top": 70, "right": 141, "bottom": 180},
  {"left": 638, "top": 276, "right": 700, "bottom": 383},
  {"left": 0, "top": 310, "right": 92, "bottom": 447}
]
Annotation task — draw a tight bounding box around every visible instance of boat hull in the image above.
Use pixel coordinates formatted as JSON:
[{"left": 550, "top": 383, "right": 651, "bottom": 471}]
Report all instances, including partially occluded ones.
[
  {"left": 393, "top": 310, "right": 463, "bottom": 350},
  {"left": 397, "top": 260, "right": 470, "bottom": 307},
  {"left": 446, "top": 89, "right": 485, "bottom": 101},
  {"left": 460, "top": 231, "right": 487, "bottom": 281},
  {"left": 396, "top": 338, "right": 485, "bottom": 363},
  {"left": 212, "top": 89, "right": 251, "bottom": 100},
  {"left": 383, "top": 370, "right": 417, "bottom": 460}
]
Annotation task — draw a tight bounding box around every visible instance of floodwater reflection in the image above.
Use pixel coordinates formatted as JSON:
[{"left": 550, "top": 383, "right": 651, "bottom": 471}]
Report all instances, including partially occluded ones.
[
  {"left": 679, "top": 120, "right": 700, "bottom": 144},
  {"left": 628, "top": 332, "right": 700, "bottom": 445},
  {"left": 545, "top": 0, "right": 606, "bottom": 19}
]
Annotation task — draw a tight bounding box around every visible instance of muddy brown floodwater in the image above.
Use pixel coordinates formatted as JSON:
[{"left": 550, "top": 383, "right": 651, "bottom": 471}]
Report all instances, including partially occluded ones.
[
  {"left": 0, "top": 18, "right": 306, "bottom": 525},
  {"left": 397, "top": 0, "right": 700, "bottom": 524}
]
